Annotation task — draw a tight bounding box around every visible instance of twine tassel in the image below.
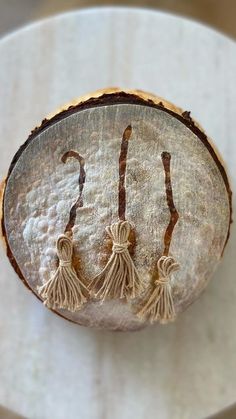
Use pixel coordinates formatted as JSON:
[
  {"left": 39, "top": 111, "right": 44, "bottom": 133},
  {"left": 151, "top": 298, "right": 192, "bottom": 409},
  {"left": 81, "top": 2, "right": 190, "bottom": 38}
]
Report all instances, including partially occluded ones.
[
  {"left": 89, "top": 220, "right": 142, "bottom": 302},
  {"left": 137, "top": 256, "right": 179, "bottom": 324},
  {"left": 38, "top": 234, "right": 88, "bottom": 311}
]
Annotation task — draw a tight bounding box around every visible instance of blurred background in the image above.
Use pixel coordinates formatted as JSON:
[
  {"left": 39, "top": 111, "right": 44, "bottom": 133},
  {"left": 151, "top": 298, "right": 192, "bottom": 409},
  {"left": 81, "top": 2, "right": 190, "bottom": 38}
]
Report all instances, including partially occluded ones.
[
  {"left": 0, "top": 0, "right": 236, "bottom": 39},
  {"left": 0, "top": 2, "right": 235, "bottom": 419}
]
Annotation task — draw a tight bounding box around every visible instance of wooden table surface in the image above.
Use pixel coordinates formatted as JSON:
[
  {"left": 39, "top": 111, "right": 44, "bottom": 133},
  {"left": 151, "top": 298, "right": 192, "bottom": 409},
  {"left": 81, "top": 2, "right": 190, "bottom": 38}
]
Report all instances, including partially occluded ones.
[
  {"left": 1, "top": 1, "right": 236, "bottom": 39},
  {"left": 0, "top": 8, "right": 236, "bottom": 419}
]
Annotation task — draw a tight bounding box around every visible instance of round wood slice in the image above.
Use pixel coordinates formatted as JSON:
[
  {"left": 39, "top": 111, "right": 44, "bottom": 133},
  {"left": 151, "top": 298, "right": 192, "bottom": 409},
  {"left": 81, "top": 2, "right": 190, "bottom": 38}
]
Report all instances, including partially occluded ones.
[{"left": 1, "top": 89, "right": 232, "bottom": 330}]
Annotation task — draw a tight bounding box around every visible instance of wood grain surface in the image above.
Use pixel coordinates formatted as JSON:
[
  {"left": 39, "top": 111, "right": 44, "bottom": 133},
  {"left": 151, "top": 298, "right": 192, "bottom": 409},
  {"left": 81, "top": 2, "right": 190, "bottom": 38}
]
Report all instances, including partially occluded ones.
[
  {"left": 0, "top": 8, "right": 236, "bottom": 419},
  {"left": 1, "top": 1, "right": 236, "bottom": 39}
]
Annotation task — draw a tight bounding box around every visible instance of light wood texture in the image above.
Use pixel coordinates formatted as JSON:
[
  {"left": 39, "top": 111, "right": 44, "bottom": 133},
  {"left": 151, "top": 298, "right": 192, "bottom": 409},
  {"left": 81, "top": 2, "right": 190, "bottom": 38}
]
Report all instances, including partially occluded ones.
[
  {"left": 0, "top": 8, "right": 235, "bottom": 419},
  {"left": 1, "top": 1, "right": 236, "bottom": 39}
]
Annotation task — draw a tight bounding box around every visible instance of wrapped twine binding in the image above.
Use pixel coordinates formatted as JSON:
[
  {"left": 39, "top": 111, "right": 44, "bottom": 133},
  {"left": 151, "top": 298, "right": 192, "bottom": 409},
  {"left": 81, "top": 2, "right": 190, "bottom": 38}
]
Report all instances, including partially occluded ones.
[
  {"left": 38, "top": 233, "right": 88, "bottom": 311},
  {"left": 137, "top": 256, "right": 179, "bottom": 324},
  {"left": 89, "top": 220, "right": 142, "bottom": 302}
]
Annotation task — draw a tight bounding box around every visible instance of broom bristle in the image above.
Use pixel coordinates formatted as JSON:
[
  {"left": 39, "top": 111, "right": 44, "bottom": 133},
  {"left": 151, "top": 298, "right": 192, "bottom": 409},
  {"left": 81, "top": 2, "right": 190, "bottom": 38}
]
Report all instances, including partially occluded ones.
[
  {"left": 38, "top": 234, "right": 88, "bottom": 312},
  {"left": 137, "top": 256, "right": 179, "bottom": 324},
  {"left": 89, "top": 220, "right": 142, "bottom": 302}
]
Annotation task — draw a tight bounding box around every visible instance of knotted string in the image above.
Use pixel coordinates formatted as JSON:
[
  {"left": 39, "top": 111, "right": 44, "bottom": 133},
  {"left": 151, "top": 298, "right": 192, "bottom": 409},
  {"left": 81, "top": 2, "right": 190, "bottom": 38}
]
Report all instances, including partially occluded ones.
[
  {"left": 38, "top": 234, "right": 88, "bottom": 312},
  {"left": 137, "top": 255, "right": 179, "bottom": 324},
  {"left": 89, "top": 220, "right": 142, "bottom": 302},
  {"left": 112, "top": 241, "right": 130, "bottom": 253},
  {"left": 156, "top": 256, "right": 179, "bottom": 284}
]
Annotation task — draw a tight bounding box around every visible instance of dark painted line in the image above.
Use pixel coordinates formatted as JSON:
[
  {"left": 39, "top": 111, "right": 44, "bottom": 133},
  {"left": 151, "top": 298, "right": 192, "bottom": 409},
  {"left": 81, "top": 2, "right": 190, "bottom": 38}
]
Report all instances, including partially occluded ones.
[
  {"left": 161, "top": 151, "right": 179, "bottom": 256},
  {"left": 61, "top": 150, "right": 86, "bottom": 233},
  {"left": 118, "top": 125, "right": 132, "bottom": 221}
]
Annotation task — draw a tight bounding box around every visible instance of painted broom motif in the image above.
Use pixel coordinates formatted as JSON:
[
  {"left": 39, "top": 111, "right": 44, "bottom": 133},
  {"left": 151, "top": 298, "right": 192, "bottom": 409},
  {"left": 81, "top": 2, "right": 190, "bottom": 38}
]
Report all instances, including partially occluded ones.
[
  {"left": 38, "top": 151, "right": 88, "bottom": 311},
  {"left": 89, "top": 125, "right": 142, "bottom": 302},
  {"left": 137, "top": 151, "right": 179, "bottom": 324}
]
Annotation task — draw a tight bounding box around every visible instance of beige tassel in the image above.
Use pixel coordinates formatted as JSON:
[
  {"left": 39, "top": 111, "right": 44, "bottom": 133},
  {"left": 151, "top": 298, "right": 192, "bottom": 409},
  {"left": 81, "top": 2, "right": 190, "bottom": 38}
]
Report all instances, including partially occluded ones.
[
  {"left": 137, "top": 256, "right": 179, "bottom": 324},
  {"left": 89, "top": 220, "right": 142, "bottom": 302},
  {"left": 38, "top": 234, "right": 88, "bottom": 311}
]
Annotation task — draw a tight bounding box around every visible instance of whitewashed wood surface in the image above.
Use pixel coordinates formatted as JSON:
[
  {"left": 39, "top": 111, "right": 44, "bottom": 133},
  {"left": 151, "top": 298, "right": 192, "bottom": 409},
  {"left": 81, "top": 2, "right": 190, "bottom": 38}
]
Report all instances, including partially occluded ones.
[{"left": 0, "top": 7, "right": 235, "bottom": 419}]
